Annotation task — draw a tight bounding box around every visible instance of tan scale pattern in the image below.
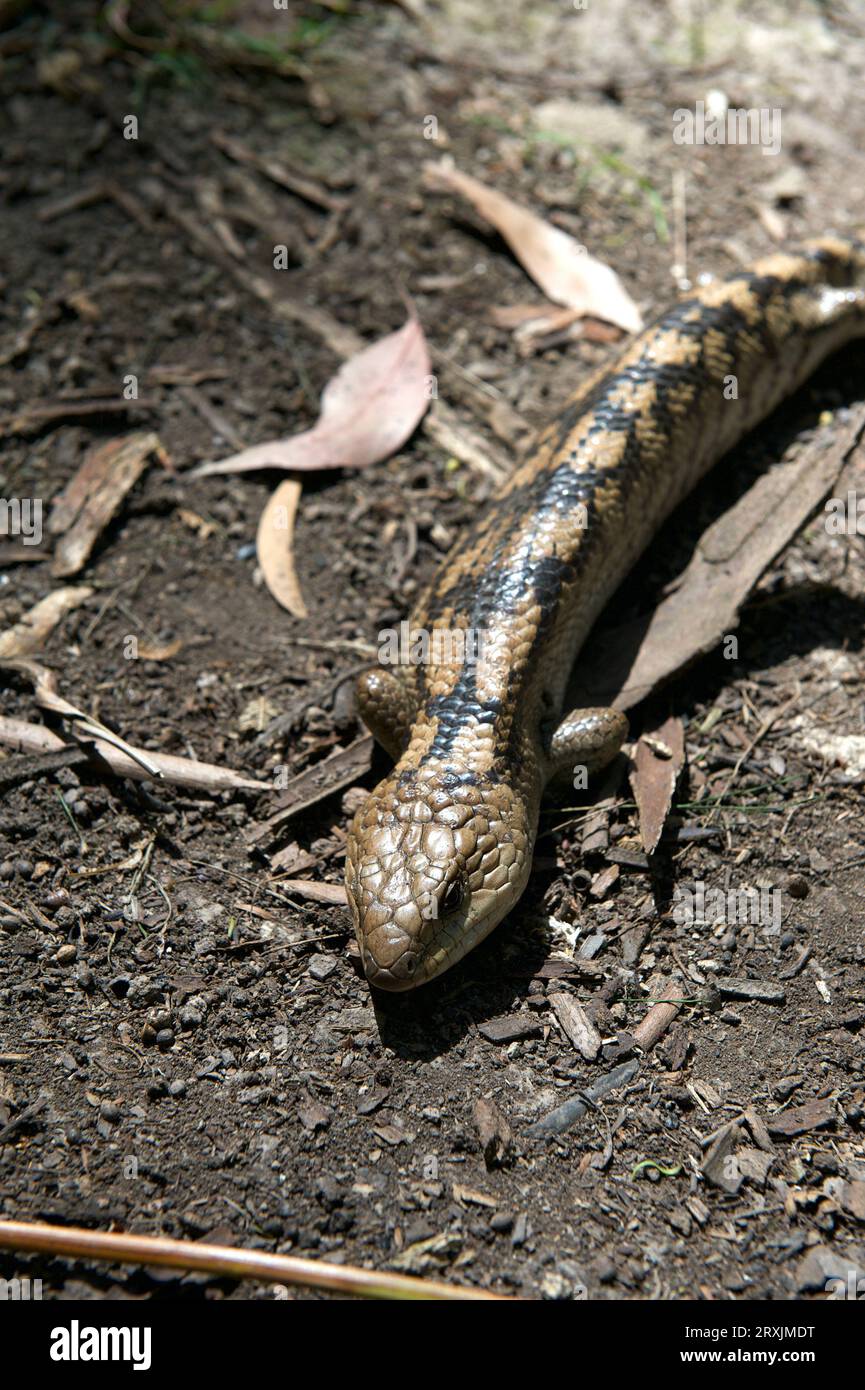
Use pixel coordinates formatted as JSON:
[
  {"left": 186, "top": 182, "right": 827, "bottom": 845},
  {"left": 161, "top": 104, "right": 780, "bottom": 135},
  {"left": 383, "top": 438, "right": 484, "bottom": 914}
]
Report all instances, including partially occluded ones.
[{"left": 346, "top": 240, "right": 865, "bottom": 989}]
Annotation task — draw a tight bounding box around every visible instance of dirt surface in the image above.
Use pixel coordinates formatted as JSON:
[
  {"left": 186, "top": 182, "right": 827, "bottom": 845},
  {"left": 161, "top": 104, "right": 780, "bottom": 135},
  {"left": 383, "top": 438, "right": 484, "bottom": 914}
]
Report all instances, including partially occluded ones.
[{"left": 1, "top": 0, "right": 864, "bottom": 1302}]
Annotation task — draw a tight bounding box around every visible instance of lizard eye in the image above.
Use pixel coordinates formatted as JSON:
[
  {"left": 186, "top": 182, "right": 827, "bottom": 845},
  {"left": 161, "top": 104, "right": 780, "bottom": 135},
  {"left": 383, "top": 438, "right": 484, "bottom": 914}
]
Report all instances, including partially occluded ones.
[{"left": 441, "top": 875, "right": 467, "bottom": 916}]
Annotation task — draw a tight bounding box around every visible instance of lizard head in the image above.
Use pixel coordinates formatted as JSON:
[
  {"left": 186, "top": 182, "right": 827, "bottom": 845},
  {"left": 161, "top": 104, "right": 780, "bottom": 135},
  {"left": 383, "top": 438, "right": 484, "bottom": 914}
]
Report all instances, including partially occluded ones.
[{"left": 345, "top": 761, "right": 534, "bottom": 991}]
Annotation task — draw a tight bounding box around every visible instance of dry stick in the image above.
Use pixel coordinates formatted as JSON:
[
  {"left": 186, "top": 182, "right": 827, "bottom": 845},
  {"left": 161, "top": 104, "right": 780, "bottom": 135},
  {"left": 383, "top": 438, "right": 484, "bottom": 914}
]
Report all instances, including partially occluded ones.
[
  {"left": 0, "top": 1220, "right": 508, "bottom": 1302},
  {"left": 631, "top": 992, "right": 683, "bottom": 1050},
  {"left": 0, "top": 716, "right": 269, "bottom": 794}
]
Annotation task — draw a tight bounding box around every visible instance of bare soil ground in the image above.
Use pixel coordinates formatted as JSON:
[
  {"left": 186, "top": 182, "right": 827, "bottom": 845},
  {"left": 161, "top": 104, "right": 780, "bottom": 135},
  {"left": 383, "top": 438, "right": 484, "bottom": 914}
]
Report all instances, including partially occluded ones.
[{"left": 1, "top": 0, "right": 864, "bottom": 1301}]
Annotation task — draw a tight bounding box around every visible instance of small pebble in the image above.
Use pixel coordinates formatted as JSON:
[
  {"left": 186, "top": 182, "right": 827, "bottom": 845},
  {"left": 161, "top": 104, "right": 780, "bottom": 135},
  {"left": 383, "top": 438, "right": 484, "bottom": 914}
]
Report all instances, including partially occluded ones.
[
  {"left": 54, "top": 944, "right": 77, "bottom": 965},
  {"left": 308, "top": 954, "right": 338, "bottom": 982}
]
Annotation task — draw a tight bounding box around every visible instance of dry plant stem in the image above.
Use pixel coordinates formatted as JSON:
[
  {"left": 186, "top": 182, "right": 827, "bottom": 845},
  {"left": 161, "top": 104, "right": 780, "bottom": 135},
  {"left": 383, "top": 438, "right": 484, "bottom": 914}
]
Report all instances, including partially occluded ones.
[
  {"left": 0, "top": 1220, "right": 507, "bottom": 1302},
  {"left": 0, "top": 716, "right": 269, "bottom": 794}
]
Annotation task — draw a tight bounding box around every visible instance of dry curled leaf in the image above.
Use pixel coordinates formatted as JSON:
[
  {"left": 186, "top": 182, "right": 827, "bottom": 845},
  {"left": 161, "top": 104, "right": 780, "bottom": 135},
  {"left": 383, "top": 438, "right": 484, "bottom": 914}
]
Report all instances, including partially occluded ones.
[
  {"left": 136, "top": 638, "right": 183, "bottom": 662},
  {"left": 257, "top": 478, "right": 308, "bottom": 617},
  {"left": 424, "top": 159, "right": 642, "bottom": 334},
  {"left": 193, "top": 314, "right": 431, "bottom": 478},
  {"left": 0, "top": 586, "right": 92, "bottom": 658}
]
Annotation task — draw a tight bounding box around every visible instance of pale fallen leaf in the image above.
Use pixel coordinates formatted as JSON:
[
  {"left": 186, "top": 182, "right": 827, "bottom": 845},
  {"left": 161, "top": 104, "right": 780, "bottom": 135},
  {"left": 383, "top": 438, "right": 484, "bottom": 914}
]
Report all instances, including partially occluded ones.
[
  {"left": 424, "top": 159, "right": 642, "bottom": 334},
  {"left": 257, "top": 478, "right": 308, "bottom": 617},
  {"left": 193, "top": 314, "right": 431, "bottom": 477},
  {"left": 0, "top": 586, "right": 92, "bottom": 658}
]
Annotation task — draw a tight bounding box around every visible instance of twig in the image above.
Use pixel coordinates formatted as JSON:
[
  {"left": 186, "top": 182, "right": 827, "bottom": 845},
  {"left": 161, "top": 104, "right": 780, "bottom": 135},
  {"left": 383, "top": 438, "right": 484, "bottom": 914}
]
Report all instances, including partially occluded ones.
[
  {"left": 0, "top": 1220, "right": 507, "bottom": 1301},
  {"left": 0, "top": 715, "right": 270, "bottom": 794}
]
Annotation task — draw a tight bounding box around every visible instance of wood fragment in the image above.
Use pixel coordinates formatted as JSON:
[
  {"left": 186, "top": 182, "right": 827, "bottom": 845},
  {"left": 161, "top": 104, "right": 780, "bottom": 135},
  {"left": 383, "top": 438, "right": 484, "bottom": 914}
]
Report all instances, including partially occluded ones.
[
  {"left": 0, "top": 715, "right": 269, "bottom": 794},
  {"left": 632, "top": 988, "right": 683, "bottom": 1051},
  {"left": 549, "top": 992, "right": 602, "bottom": 1060},
  {"left": 716, "top": 976, "right": 786, "bottom": 1004},
  {"left": 278, "top": 879, "right": 347, "bottom": 906},
  {"left": 569, "top": 409, "right": 865, "bottom": 711},
  {"left": 245, "top": 737, "right": 374, "bottom": 845},
  {"left": 472, "top": 1097, "right": 515, "bottom": 1169},
  {"left": 478, "top": 1012, "right": 543, "bottom": 1044},
  {"left": 700, "top": 1121, "right": 742, "bottom": 1194},
  {"left": 50, "top": 433, "right": 162, "bottom": 577},
  {"left": 767, "top": 1098, "right": 836, "bottom": 1137},
  {"left": 5, "top": 397, "right": 159, "bottom": 436}
]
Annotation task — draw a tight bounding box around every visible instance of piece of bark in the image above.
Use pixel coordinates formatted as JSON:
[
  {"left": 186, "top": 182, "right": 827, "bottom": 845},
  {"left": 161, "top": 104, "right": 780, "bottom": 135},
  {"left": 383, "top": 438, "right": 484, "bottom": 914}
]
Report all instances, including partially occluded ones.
[
  {"left": 830, "top": 1180, "right": 865, "bottom": 1222},
  {"left": 568, "top": 408, "right": 865, "bottom": 711},
  {"left": 581, "top": 805, "right": 610, "bottom": 855},
  {"left": 51, "top": 433, "right": 162, "bottom": 577},
  {"left": 549, "top": 992, "right": 602, "bottom": 1060},
  {"left": 528, "top": 1058, "right": 639, "bottom": 1138},
  {"left": 629, "top": 716, "right": 685, "bottom": 854},
  {"left": 767, "top": 1098, "right": 836, "bottom": 1137},
  {"left": 700, "top": 1121, "right": 742, "bottom": 1194},
  {"left": 743, "top": 1107, "right": 775, "bottom": 1153},
  {"left": 716, "top": 976, "right": 786, "bottom": 1004},
  {"left": 5, "top": 398, "right": 160, "bottom": 435},
  {"left": 472, "top": 1097, "right": 515, "bottom": 1168},
  {"left": 278, "top": 879, "right": 347, "bottom": 906},
  {"left": 736, "top": 1147, "right": 775, "bottom": 1186},
  {"left": 589, "top": 863, "right": 619, "bottom": 899},
  {"left": 478, "top": 1013, "right": 543, "bottom": 1044},
  {"left": 530, "top": 957, "right": 604, "bottom": 981},
  {"left": 245, "top": 736, "right": 374, "bottom": 845}
]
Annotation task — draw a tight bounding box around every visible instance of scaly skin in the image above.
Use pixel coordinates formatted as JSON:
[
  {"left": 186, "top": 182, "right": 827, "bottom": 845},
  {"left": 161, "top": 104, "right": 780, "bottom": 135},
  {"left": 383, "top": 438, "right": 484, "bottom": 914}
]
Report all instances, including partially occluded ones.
[{"left": 346, "top": 238, "right": 865, "bottom": 990}]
